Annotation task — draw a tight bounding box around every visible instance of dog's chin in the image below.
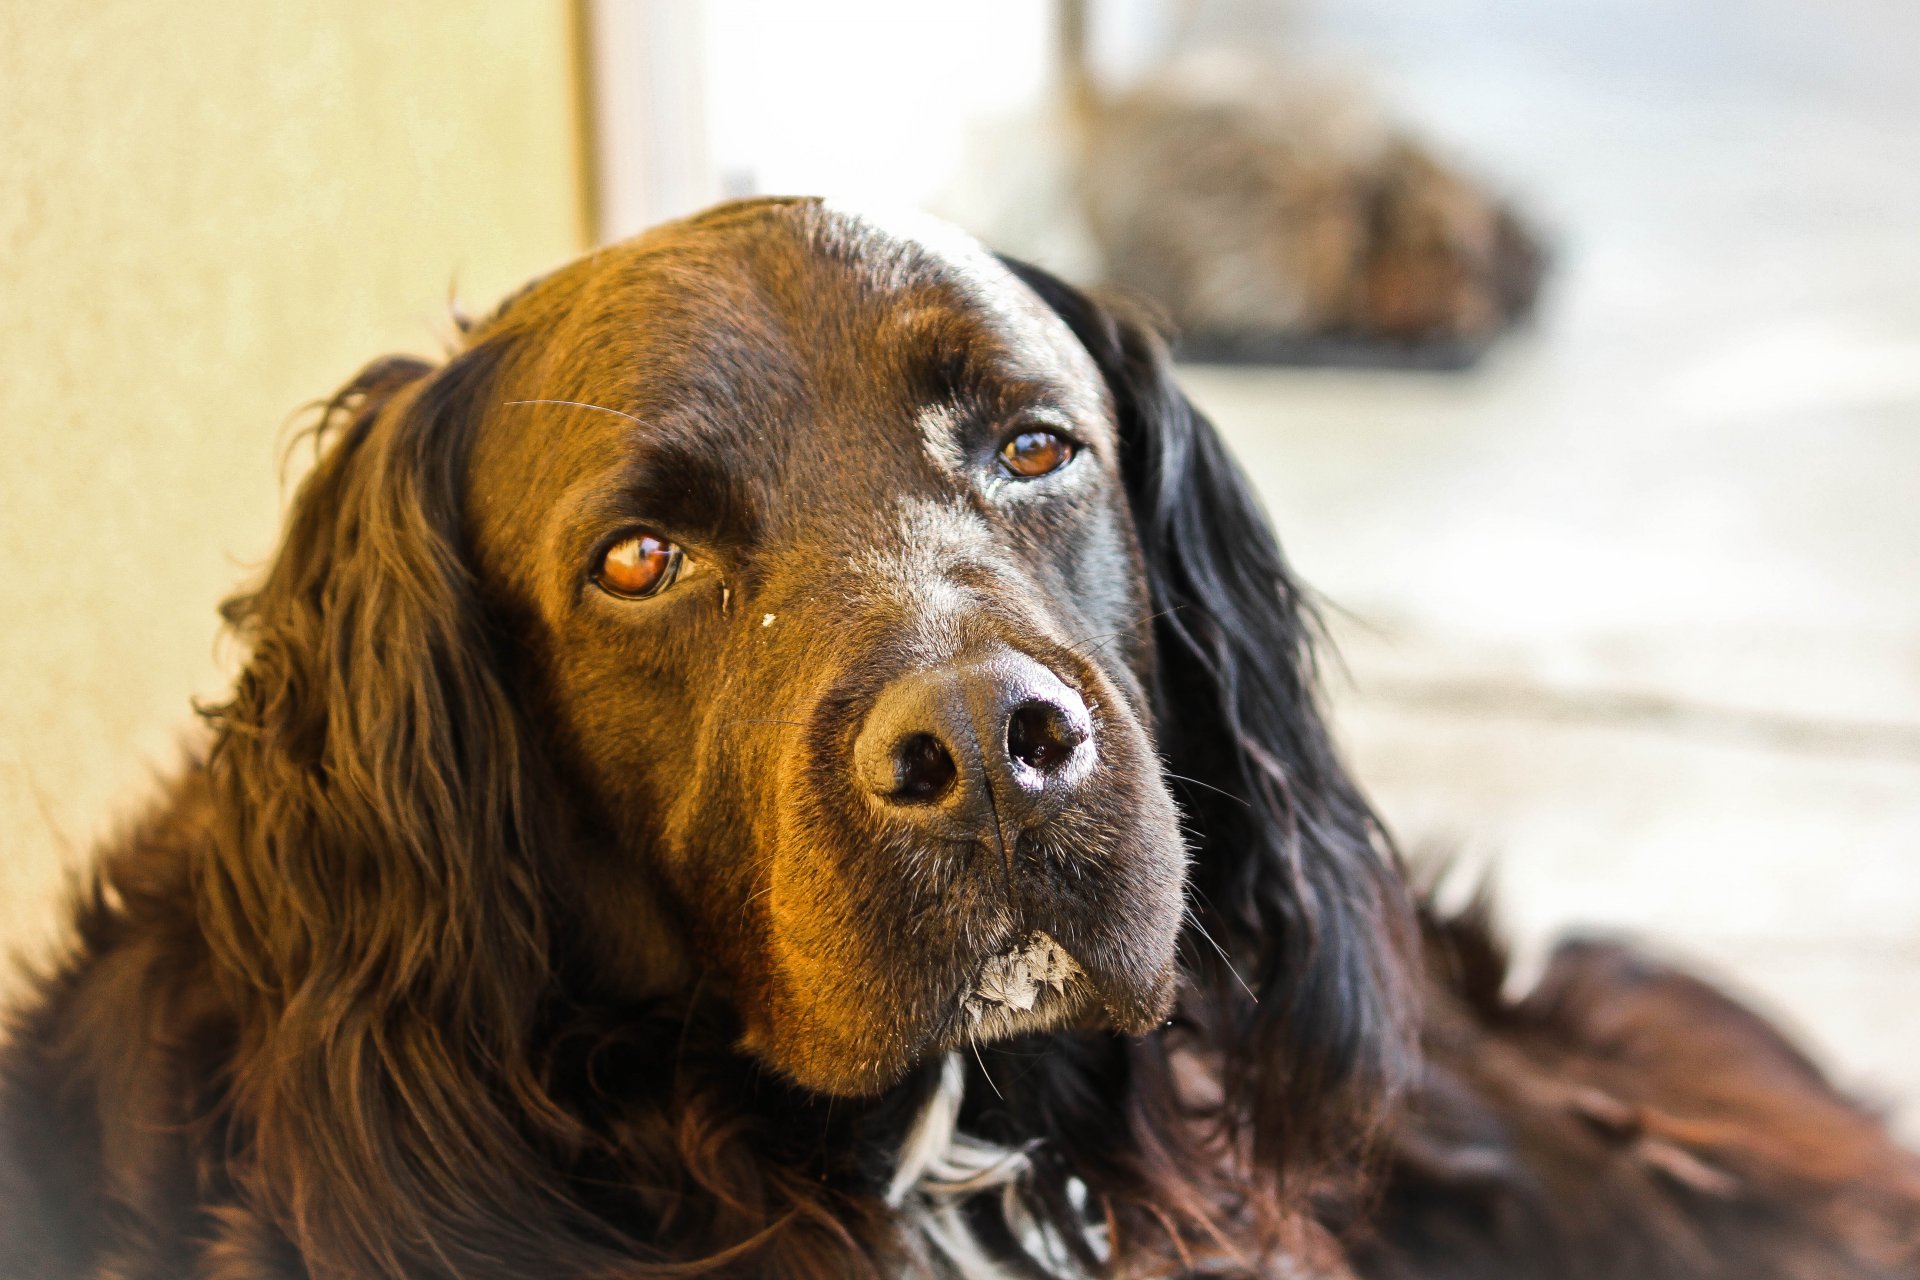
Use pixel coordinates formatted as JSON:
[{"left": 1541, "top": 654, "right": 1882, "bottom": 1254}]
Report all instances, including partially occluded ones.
[
  {"left": 931, "top": 929, "right": 1178, "bottom": 1050},
  {"left": 756, "top": 930, "right": 1181, "bottom": 1098}
]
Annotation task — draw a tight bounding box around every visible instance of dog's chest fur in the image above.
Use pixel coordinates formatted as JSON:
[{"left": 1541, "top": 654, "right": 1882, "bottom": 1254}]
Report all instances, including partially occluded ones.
[{"left": 887, "top": 1053, "right": 1099, "bottom": 1279}]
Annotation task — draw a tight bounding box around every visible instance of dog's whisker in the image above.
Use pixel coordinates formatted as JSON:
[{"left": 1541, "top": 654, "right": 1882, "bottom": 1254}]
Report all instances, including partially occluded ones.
[
  {"left": 969, "top": 1033, "right": 1003, "bottom": 1101},
  {"left": 1163, "top": 771, "right": 1253, "bottom": 810},
  {"left": 502, "top": 398, "right": 647, "bottom": 426},
  {"left": 1182, "top": 904, "right": 1258, "bottom": 1004},
  {"left": 1061, "top": 629, "right": 1133, "bottom": 659},
  {"left": 739, "top": 882, "right": 776, "bottom": 926},
  {"left": 1057, "top": 606, "right": 1185, "bottom": 659}
]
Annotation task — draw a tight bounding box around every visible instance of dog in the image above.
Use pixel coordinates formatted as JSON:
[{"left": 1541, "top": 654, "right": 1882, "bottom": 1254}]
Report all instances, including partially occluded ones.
[{"left": 2, "top": 197, "right": 1915, "bottom": 1279}]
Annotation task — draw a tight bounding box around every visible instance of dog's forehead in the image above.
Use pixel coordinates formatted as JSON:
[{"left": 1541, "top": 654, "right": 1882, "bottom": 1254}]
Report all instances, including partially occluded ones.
[{"left": 579, "top": 199, "right": 1109, "bottom": 420}]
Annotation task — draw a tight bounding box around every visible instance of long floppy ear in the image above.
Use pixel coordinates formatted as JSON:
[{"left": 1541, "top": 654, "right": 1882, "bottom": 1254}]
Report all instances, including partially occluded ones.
[
  {"left": 1004, "top": 260, "right": 1421, "bottom": 1176},
  {"left": 197, "top": 342, "right": 583, "bottom": 1276}
]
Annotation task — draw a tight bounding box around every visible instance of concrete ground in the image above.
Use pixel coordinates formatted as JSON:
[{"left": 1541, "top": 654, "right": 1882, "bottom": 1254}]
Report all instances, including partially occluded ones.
[{"left": 1184, "top": 0, "right": 1920, "bottom": 1131}]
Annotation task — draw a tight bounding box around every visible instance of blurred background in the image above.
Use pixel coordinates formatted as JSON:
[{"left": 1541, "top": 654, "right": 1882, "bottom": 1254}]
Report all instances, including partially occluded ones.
[{"left": 3, "top": 1, "right": 1916, "bottom": 1131}]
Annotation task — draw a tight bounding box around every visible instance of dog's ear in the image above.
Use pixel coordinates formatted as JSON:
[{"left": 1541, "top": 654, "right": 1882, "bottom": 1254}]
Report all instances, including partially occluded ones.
[
  {"left": 198, "top": 343, "right": 579, "bottom": 1275},
  {"left": 1004, "top": 260, "right": 1421, "bottom": 1176}
]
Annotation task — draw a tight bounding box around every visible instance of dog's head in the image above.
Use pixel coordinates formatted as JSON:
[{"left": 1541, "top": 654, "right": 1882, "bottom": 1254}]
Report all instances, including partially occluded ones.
[
  {"left": 466, "top": 201, "right": 1189, "bottom": 1093},
  {"left": 201, "top": 198, "right": 1415, "bottom": 1270}
]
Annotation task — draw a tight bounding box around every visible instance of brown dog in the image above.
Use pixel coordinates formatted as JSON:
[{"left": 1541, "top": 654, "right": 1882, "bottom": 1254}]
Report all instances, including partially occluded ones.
[{"left": 2, "top": 199, "right": 1913, "bottom": 1279}]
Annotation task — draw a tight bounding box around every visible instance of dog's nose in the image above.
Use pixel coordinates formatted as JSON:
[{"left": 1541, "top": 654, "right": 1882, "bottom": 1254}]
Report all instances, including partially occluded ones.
[{"left": 853, "top": 652, "right": 1093, "bottom": 839}]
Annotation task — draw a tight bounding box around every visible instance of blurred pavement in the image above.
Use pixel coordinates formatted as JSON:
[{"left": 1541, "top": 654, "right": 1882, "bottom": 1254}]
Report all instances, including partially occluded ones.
[{"left": 1186, "top": 0, "right": 1920, "bottom": 1131}]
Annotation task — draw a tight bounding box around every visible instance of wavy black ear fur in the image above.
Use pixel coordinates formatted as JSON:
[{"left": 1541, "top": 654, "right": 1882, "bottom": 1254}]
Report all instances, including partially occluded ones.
[
  {"left": 196, "top": 341, "right": 594, "bottom": 1276},
  {"left": 1004, "top": 260, "right": 1421, "bottom": 1178}
]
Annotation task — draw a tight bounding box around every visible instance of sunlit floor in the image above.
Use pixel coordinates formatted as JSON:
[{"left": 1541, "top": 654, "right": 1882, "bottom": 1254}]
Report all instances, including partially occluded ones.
[{"left": 1187, "top": 0, "right": 1920, "bottom": 1132}]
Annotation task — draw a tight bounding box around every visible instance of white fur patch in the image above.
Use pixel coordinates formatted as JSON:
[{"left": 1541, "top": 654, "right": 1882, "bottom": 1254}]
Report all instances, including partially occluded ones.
[
  {"left": 844, "top": 496, "right": 987, "bottom": 628},
  {"left": 888, "top": 1053, "right": 1030, "bottom": 1277},
  {"left": 916, "top": 403, "right": 967, "bottom": 475},
  {"left": 889, "top": 1053, "right": 1109, "bottom": 1278},
  {"left": 819, "top": 200, "right": 1011, "bottom": 296}
]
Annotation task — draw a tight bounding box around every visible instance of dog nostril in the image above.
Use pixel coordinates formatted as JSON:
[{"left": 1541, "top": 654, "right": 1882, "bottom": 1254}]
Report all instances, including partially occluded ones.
[
  {"left": 1007, "top": 700, "right": 1085, "bottom": 774},
  {"left": 892, "top": 732, "right": 957, "bottom": 802}
]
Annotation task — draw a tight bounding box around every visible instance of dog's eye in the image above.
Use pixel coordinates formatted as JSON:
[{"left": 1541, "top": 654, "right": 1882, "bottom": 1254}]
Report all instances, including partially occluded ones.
[
  {"left": 595, "top": 532, "right": 685, "bottom": 599},
  {"left": 998, "top": 429, "right": 1075, "bottom": 478}
]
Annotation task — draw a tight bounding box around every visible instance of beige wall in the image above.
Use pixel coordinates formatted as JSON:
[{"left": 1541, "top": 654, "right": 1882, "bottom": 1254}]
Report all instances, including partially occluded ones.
[{"left": 0, "top": 5, "right": 587, "bottom": 971}]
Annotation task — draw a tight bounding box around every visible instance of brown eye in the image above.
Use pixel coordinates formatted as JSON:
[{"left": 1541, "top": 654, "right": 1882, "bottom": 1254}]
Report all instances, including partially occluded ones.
[
  {"left": 999, "top": 429, "right": 1075, "bottom": 478},
  {"left": 595, "top": 532, "right": 685, "bottom": 599}
]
